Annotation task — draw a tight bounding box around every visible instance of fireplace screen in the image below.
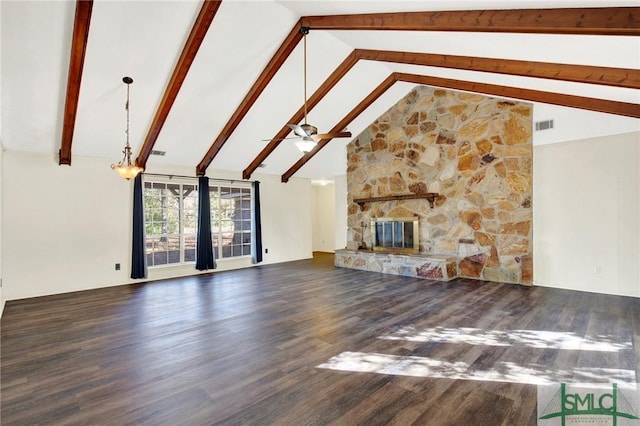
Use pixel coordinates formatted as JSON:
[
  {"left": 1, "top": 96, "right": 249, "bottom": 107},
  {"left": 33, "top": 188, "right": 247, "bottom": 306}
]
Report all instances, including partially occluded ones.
[{"left": 371, "top": 217, "right": 419, "bottom": 252}]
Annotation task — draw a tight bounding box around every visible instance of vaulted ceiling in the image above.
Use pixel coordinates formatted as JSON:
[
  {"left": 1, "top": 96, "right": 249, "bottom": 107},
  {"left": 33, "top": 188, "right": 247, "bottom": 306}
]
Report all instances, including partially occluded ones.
[{"left": 2, "top": 1, "right": 639, "bottom": 183}]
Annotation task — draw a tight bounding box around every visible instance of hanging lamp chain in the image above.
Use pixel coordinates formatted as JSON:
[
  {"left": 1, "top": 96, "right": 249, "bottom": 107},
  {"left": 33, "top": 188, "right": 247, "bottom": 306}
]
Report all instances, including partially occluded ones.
[
  {"left": 125, "top": 82, "right": 130, "bottom": 150},
  {"left": 121, "top": 77, "right": 133, "bottom": 167}
]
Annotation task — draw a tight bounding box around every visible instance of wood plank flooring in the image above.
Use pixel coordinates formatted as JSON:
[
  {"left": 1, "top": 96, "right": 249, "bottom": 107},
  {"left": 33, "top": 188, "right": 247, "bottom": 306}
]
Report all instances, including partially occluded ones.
[{"left": 2, "top": 253, "right": 639, "bottom": 425}]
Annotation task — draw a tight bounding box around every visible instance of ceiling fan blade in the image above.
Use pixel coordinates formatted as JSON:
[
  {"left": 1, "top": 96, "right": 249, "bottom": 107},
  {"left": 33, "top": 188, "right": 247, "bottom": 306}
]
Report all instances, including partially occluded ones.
[
  {"left": 260, "top": 136, "right": 298, "bottom": 142},
  {"left": 311, "top": 131, "right": 352, "bottom": 141}
]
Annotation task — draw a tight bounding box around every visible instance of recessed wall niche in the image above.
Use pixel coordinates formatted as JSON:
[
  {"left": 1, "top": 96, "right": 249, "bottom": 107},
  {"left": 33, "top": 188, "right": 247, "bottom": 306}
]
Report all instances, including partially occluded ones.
[{"left": 344, "top": 85, "right": 533, "bottom": 285}]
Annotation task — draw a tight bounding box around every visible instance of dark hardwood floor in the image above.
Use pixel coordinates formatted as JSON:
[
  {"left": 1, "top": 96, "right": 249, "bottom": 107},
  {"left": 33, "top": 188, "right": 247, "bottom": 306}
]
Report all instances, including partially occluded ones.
[{"left": 2, "top": 253, "right": 639, "bottom": 425}]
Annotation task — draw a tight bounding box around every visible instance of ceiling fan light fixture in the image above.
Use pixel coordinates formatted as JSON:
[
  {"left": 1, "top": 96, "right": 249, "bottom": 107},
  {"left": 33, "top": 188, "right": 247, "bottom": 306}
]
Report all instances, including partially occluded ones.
[
  {"left": 111, "top": 76, "right": 143, "bottom": 180},
  {"left": 294, "top": 139, "right": 317, "bottom": 153}
]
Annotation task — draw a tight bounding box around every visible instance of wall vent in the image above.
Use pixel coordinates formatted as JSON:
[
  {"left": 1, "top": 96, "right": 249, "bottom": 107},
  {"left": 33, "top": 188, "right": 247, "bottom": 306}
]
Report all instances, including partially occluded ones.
[
  {"left": 535, "top": 119, "right": 554, "bottom": 131},
  {"left": 150, "top": 150, "right": 166, "bottom": 156}
]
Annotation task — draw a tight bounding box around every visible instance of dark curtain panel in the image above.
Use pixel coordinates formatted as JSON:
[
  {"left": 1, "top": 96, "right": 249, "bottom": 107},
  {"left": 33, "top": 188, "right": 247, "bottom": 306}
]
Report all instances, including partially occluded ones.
[
  {"left": 252, "top": 181, "right": 263, "bottom": 264},
  {"left": 131, "top": 174, "right": 147, "bottom": 279},
  {"left": 196, "top": 176, "right": 216, "bottom": 270}
]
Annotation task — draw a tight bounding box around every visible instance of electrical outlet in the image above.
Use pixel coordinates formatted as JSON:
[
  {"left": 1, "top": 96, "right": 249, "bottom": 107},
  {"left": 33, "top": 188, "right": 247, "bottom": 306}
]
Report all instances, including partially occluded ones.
[
  {"left": 593, "top": 266, "right": 602, "bottom": 275},
  {"left": 115, "top": 263, "right": 121, "bottom": 271},
  {"left": 265, "top": 248, "right": 268, "bottom": 254}
]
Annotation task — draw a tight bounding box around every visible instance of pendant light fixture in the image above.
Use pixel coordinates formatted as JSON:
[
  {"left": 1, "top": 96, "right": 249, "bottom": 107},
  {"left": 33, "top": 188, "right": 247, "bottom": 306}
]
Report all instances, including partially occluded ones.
[{"left": 111, "top": 76, "right": 143, "bottom": 180}]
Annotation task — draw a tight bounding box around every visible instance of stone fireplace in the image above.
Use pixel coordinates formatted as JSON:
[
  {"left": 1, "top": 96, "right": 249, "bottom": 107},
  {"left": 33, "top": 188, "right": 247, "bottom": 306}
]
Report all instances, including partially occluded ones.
[{"left": 337, "top": 85, "right": 533, "bottom": 285}]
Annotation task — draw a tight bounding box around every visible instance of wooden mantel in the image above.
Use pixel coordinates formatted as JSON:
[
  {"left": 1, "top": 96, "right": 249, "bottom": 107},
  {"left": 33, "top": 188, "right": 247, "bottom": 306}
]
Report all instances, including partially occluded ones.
[{"left": 353, "top": 192, "right": 439, "bottom": 210}]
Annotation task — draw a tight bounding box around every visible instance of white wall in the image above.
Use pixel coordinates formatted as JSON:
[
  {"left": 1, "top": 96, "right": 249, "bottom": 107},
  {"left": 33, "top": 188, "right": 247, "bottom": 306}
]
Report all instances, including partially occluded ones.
[
  {"left": 534, "top": 131, "right": 640, "bottom": 297},
  {"left": 258, "top": 172, "right": 313, "bottom": 262},
  {"left": 334, "top": 174, "right": 347, "bottom": 250},
  {"left": 0, "top": 2, "right": 4, "bottom": 317},
  {"left": 312, "top": 183, "right": 336, "bottom": 252},
  {"left": 0, "top": 141, "right": 4, "bottom": 316},
  {"left": 1, "top": 151, "right": 313, "bottom": 300}
]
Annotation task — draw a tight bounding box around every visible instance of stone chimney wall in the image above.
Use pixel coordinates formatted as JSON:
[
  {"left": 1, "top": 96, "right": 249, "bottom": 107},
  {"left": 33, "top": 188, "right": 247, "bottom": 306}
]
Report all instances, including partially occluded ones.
[{"left": 346, "top": 86, "right": 533, "bottom": 284}]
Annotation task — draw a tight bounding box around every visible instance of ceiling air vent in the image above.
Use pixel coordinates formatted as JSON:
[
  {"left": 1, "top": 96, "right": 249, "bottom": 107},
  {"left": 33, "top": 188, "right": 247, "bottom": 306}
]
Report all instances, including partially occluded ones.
[
  {"left": 150, "top": 150, "right": 166, "bottom": 156},
  {"left": 535, "top": 119, "right": 554, "bottom": 131}
]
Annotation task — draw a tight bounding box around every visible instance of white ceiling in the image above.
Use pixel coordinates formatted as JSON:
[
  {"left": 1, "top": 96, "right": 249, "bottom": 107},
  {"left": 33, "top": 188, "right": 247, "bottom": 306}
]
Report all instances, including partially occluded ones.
[{"left": 1, "top": 0, "right": 639, "bottom": 183}]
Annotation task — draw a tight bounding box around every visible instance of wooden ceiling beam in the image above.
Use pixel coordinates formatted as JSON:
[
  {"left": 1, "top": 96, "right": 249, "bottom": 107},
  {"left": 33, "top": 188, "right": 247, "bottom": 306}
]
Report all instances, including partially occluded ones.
[
  {"left": 196, "top": 20, "right": 304, "bottom": 176},
  {"left": 281, "top": 75, "right": 396, "bottom": 183},
  {"left": 356, "top": 49, "right": 640, "bottom": 90},
  {"left": 59, "top": 0, "right": 93, "bottom": 166},
  {"left": 395, "top": 73, "right": 640, "bottom": 118},
  {"left": 242, "top": 51, "right": 359, "bottom": 180},
  {"left": 135, "top": 0, "right": 222, "bottom": 171},
  {"left": 301, "top": 7, "right": 640, "bottom": 35},
  {"left": 281, "top": 72, "right": 640, "bottom": 182}
]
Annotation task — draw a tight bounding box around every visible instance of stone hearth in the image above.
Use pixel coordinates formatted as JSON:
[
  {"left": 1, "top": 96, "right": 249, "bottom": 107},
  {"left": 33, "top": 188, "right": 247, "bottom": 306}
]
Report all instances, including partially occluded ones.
[{"left": 335, "top": 249, "right": 458, "bottom": 281}]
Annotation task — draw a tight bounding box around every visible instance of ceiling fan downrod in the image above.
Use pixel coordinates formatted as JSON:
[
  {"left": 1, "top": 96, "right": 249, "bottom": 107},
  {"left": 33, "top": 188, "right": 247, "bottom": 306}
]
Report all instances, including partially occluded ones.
[{"left": 301, "top": 26, "right": 310, "bottom": 126}]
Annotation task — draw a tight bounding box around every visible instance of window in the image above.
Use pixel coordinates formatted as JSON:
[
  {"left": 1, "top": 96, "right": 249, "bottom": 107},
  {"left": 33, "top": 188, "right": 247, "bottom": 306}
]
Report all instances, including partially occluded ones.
[
  {"left": 143, "top": 178, "right": 253, "bottom": 268},
  {"left": 144, "top": 181, "right": 198, "bottom": 267},
  {"left": 210, "top": 185, "right": 252, "bottom": 259}
]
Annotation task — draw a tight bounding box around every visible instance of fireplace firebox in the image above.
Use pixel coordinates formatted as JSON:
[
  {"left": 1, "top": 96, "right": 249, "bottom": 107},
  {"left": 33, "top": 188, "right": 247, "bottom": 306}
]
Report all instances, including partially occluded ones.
[{"left": 370, "top": 217, "right": 419, "bottom": 253}]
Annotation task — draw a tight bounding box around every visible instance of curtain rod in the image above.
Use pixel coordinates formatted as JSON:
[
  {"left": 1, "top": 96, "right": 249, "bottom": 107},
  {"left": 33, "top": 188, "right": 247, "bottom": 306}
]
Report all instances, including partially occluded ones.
[{"left": 142, "top": 172, "right": 255, "bottom": 184}]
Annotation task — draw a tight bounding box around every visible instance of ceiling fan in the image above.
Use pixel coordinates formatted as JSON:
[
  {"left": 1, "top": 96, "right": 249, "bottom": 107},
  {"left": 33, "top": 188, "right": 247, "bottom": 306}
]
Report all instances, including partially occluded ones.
[{"left": 265, "top": 27, "right": 352, "bottom": 153}]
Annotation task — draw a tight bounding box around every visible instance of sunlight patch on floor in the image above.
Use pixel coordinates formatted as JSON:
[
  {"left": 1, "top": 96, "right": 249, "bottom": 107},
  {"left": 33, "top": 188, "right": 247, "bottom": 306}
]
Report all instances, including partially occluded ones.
[
  {"left": 378, "top": 326, "right": 632, "bottom": 352},
  {"left": 317, "top": 351, "right": 637, "bottom": 385}
]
